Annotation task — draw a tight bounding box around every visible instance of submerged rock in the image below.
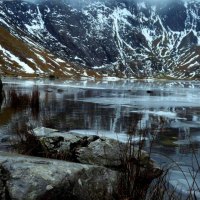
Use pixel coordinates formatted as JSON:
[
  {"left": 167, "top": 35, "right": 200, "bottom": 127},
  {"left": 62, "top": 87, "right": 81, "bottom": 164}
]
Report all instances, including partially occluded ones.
[{"left": 0, "top": 152, "right": 117, "bottom": 200}]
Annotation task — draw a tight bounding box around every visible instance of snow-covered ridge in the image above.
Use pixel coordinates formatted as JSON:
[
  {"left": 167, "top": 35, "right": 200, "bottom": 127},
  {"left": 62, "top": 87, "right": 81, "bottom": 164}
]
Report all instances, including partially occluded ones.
[{"left": 82, "top": 0, "right": 200, "bottom": 78}]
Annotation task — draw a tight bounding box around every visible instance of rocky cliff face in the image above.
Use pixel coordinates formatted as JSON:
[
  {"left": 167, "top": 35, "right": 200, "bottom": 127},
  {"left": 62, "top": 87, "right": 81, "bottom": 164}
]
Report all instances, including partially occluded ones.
[{"left": 0, "top": 0, "right": 200, "bottom": 79}]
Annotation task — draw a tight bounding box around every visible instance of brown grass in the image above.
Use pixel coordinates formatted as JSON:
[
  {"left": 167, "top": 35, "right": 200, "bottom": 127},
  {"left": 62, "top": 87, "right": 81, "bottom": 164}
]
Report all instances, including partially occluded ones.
[
  {"left": 0, "top": 26, "right": 101, "bottom": 79},
  {"left": 12, "top": 122, "right": 69, "bottom": 160}
]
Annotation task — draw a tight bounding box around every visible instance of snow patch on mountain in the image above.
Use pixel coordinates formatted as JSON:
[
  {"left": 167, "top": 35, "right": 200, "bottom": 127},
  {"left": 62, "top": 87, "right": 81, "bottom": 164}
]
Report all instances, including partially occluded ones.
[
  {"left": 0, "top": 45, "right": 34, "bottom": 73},
  {"left": 24, "top": 6, "right": 45, "bottom": 36},
  {"left": 34, "top": 52, "right": 46, "bottom": 64}
]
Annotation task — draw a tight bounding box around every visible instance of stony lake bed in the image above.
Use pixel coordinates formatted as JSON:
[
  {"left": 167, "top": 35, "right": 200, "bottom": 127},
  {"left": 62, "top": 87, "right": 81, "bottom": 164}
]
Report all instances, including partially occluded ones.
[{"left": 0, "top": 78, "right": 200, "bottom": 199}]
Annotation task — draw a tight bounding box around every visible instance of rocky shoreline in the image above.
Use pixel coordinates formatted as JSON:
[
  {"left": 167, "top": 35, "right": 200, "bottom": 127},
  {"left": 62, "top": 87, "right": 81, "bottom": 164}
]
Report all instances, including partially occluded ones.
[{"left": 0, "top": 127, "right": 162, "bottom": 200}]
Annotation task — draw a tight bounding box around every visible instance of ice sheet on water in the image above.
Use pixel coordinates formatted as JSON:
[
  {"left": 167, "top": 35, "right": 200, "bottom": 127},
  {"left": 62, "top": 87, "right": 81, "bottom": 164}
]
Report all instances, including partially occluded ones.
[
  {"left": 191, "top": 135, "right": 200, "bottom": 142},
  {"left": 168, "top": 168, "right": 200, "bottom": 199},
  {"left": 174, "top": 135, "right": 200, "bottom": 145},
  {"left": 171, "top": 121, "right": 200, "bottom": 129},
  {"left": 131, "top": 110, "right": 178, "bottom": 119},
  {"left": 69, "top": 129, "right": 128, "bottom": 142},
  {"left": 2, "top": 79, "right": 200, "bottom": 93},
  {"left": 33, "top": 127, "right": 58, "bottom": 136},
  {"left": 68, "top": 129, "right": 148, "bottom": 143},
  {"left": 173, "top": 140, "right": 191, "bottom": 145},
  {"left": 3, "top": 79, "right": 36, "bottom": 87},
  {"left": 79, "top": 95, "right": 200, "bottom": 109}
]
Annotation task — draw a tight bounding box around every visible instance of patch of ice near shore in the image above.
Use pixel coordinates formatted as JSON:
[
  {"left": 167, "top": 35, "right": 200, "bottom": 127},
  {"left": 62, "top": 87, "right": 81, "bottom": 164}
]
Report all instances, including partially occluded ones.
[
  {"left": 131, "top": 110, "right": 178, "bottom": 119},
  {"left": 68, "top": 129, "right": 148, "bottom": 143},
  {"left": 169, "top": 168, "right": 200, "bottom": 199}
]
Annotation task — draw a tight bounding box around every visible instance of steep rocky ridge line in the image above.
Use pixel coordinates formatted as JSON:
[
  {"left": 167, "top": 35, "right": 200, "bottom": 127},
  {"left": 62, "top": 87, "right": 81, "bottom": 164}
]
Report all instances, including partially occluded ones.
[{"left": 0, "top": 0, "right": 200, "bottom": 78}]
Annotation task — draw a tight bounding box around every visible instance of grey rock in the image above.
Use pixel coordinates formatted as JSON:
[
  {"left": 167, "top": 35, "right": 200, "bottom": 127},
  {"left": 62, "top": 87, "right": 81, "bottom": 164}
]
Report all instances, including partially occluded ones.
[
  {"left": 76, "top": 137, "right": 162, "bottom": 180},
  {"left": 76, "top": 137, "right": 124, "bottom": 167},
  {"left": 33, "top": 127, "right": 162, "bottom": 179},
  {"left": 0, "top": 152, "right": 117, "bottom": 200},
  {"left": 33, "top": 127, "right": 59, "bottom": 137}
]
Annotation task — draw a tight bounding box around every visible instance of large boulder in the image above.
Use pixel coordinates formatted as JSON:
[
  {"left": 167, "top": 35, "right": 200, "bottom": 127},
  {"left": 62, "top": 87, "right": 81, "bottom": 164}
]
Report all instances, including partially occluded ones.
[
  {"left": 33, "top": 127, "right": 162, "bottom": 180},
  {"left": 0, "top": 152, "right": 117, "bottom": 200}
]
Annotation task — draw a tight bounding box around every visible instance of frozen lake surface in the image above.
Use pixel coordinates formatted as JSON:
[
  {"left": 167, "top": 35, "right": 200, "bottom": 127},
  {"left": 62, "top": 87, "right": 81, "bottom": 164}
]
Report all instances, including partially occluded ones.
[{"left": 0, "top": 78, "right": 200, "bottom": 197}]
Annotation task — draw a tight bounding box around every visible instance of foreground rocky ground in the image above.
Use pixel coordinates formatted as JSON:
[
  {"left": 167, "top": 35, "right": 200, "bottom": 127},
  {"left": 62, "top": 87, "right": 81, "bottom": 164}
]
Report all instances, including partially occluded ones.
[
  {"left": 0, "top": 152, "right": 118, "bottom": 200},
  {"left": 0, "top": 127, "right": 162, "bottom": 200}
]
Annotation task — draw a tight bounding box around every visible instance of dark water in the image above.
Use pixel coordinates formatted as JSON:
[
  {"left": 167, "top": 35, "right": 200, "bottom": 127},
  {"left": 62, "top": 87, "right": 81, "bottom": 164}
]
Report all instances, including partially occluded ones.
[{"left": 0, "top": 78, "right": 200, "bottom": 196}]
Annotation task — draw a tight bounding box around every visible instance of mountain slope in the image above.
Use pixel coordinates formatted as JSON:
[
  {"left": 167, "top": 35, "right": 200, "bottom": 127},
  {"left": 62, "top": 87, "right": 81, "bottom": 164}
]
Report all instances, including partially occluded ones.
[
  {"left": 0, "top": 0, "right": 102, "bottom": 78},
  {"left": 1, "top": 0, "right": 200, "bottom": 79}
]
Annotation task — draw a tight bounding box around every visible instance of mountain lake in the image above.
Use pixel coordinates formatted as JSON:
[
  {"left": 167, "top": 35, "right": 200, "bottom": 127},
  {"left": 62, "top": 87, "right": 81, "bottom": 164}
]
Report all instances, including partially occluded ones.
[{"left": 0, "top": 77, "right": 200, "bottom": 198}]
